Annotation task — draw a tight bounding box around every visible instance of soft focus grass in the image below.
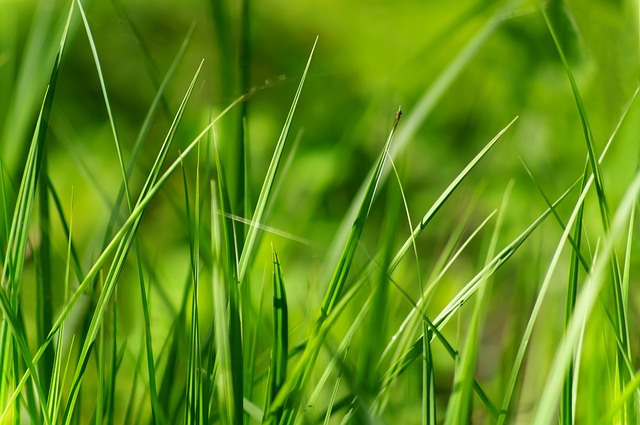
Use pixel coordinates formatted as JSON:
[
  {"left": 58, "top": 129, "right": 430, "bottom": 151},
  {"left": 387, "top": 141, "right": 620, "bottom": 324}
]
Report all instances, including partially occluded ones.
[{"left": 1, "top": 0, "right": 640, "bottom": 424}]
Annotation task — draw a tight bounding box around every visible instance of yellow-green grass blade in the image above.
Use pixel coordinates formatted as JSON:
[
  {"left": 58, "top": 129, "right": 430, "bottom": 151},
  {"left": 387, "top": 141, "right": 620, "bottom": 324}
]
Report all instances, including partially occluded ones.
[
  {"left": 0, "top": 0, "right": 73, "bottom": 176},
  {"left": 531, "top": 167, "right": 640, "bottom": 425},
  {"left": 237, "top": 37, "right": 317, "bottom": 284},
  {"left": 496, "top": 176, "right": 606, "bottom": 423},
  {"left": 212, "top": 127, "right": 245, "bottom": 424},
  {"left": 498, "top": 84, "right": 640, "bottom": 424},
  {"left": 444, "top": 181, "right": 512, "bottom": 424},
  {"left": 211, "top": 182, "right": 237, "bottom": 425},
  {"left": 0, "top": 3, "right": 74, "bottom": 420},
  {"left": 540, "top": 5, "right": 632, "bottom": 420},
  {"left": 377, "top": 119, "right": 518, "bottom": 385}
]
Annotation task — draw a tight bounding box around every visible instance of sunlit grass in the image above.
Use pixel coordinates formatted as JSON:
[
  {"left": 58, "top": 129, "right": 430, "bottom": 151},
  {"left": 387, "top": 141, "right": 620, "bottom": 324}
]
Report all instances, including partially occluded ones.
[{"left": 1, "top": 1, "right": 639, "bottom": 424}]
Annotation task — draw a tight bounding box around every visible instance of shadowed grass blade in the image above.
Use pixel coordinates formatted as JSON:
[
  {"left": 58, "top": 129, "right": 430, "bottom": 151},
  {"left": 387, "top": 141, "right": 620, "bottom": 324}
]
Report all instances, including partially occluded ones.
[{"left": 265, "top": 247, "right": 288, "bottom": 423}]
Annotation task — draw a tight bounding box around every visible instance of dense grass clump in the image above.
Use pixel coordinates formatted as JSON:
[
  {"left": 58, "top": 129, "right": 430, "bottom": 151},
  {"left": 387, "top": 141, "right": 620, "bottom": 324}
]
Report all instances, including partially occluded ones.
[{"left": 1, "top": 0, "right": 639, "bottom": 424}]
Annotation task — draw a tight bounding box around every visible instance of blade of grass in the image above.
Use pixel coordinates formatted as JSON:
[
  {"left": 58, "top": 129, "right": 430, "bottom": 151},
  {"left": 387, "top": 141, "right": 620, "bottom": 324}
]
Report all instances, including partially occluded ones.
[
  {"left": 266, "top": 247, "right": 288, "bottom": 422},
  {"left": 356, "top": 180, "right": 400, "bottom": 394},
  {"left": 378, "top": 118, "right": 518, "bottom": 372},
  {"left": 540, "top": 4, "right": 632, "bottom": 420},
  {"left": 100, "top": 23, "right": 195, "bottom": 245},
  {"left": 268, "top": 107, "right": 403, "bottom": 423},
  {"left": 0, "top": 0, "right": 72, "bottom": 175},
  {"left": 531, "top": 166, "right": 640, "bottom": 425},
  {"left": 498, "top": 84, "right": 640, "bottom": 424},
  {"left": 183, "top": 143, "right": 202, "bottom": 424},
  {"left": 211, "top": 181, "right": 237, "bottom": 425},
  {"left": 60, "top": 59, "right": 206, "bottom": 422},
  {"left": 36, "top": 142, "right": 54, "bottom": 401},
  {"left": 76, "top": 0, "right": 133, "bottom": 211},
  {"left": 237, "top": 38, "right": 316, "bottom": 283},
  {"left": 0, "top": 3, "right": 74, "bottom": 420},
  {"left": 381, "top": 178, "right": 577, "bottom": 402},
  {"left": 212, "top": 125, "right": 245, "bottom": 424},
  {"left": 444, "top": 181, "right": 513, "bottom": 424},
  {"left": 323, "top": 1, "right": 523, "bottom": 285}
]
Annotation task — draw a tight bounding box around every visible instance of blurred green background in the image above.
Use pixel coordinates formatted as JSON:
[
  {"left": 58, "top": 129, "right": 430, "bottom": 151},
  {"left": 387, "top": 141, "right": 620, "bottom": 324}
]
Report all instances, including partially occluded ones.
[{"left": 1, "top": 0, "right": 639, "bottom": 422}]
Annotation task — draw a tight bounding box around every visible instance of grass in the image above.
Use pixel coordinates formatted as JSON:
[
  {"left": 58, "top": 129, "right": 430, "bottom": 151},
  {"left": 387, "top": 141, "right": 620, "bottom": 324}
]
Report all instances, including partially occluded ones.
[{"left": 1, "top": 0, "right": 640, "bottom": 424}]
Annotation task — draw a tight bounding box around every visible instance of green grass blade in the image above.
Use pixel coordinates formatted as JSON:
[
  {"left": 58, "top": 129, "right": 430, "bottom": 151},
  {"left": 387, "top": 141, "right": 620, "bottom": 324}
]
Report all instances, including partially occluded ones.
[
  {"left": 0, "top": 3, "right": 74, "bottom": 420},
  {"left": 322, "top": 2, "right": 521, "bottom": 285},
  {"left": 444, "top": 182, "right": 512, "bottom": 424},
  {"left": 36, "top": 147, "right": 53, "bottom": 401},
  {"left": 389, "top": 117, "right": 517, "bottom": 275},
  {"left": 211, "top": 181, "right": 237, "bottom": 425},
  {"left": 531, "top": 167, "right": 640, "bottom": 425},
  {"left": 101, "top": 23, "right": 195, "bottom": 245},
  {"left": 540, "top": 5, "right": 632, "bottom": 419},
  {"left": 60, "top": 61, "right": 206, "bottom": 422},
  {"left": 76, "top": 0, "right": 133, "bottom": 210},
  {"left": 321, "top": 108, "right": 402, "bottom": 317},
  {"left": 357, "top": 181, "right": 400, "bottom": 395},
  {"left": 212, "top": 128, "right": 245, "bottom": 425},
  {"left": 0, "top": 0, "right": 72, "bottom": 174},
  {"left": 267, "top": 108, "right": 403, "bottom": 422},
  {"left": 497, "top": 173, "right": 615, "bottom": 423},
  {"left": 266, "top": 247, "right": 289, "bottom": 422},
  {"left": 237, "top": 37, "right": 317, "bottom": 283}
]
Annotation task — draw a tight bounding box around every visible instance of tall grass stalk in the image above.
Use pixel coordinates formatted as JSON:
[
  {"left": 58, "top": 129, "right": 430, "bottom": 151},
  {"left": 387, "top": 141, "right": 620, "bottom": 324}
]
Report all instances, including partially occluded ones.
[{"left": 1, "top": 1, "right": 638, "bottom": 424}]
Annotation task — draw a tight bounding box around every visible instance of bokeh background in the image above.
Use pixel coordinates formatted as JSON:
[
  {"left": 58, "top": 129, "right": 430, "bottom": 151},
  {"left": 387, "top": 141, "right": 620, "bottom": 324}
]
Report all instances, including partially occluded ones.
[{"left": 1, "top": 0, "right": 640, "bottom": 422}]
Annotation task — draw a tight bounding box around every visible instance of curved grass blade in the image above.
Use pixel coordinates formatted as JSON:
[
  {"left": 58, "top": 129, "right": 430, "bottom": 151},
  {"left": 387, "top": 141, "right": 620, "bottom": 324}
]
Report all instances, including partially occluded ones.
[
  {"left": 540, "top": 4, "right": 632, "bottom": 420},
  {"left": 531, "top": 168, "right": 640, "bottom": 425},
  {"left": 498, "top": 84, "right": 640, "bottom": 424}
]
